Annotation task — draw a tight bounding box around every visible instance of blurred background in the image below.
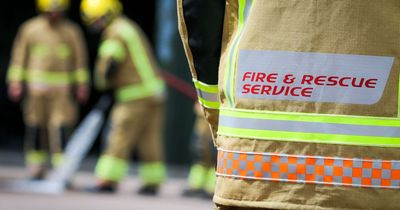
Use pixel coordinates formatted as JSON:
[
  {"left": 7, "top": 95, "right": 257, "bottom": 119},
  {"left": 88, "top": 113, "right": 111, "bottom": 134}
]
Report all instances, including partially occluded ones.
[
  {"left": 0, "top": 0, "right": 212, "bottom": 209},
  {"left": 0, "top": 0, "right": 196, "bottom": 163}
]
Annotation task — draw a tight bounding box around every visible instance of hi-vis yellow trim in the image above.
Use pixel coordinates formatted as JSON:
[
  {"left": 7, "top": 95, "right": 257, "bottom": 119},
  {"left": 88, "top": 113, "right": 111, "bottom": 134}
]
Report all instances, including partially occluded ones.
[
  {"left": 51, "top": 153, "right": 64, "bottom": 167},
  {"left": 138, "top": 162, "right": 166, "bottom": 185},
  {"left": 218, "top": 108, "right": 400, "bottom": 147},
  {"left": 188, "top": 164, "right": 208, "bottom": 189},
  {"left": 57, "top": 43, "right": 72, "bottom": 59},
  {"left": 7, "top": 66, "right": 25, "bottom": 82},
  {"left": 193, "top": 79, "right": 220, "bottom": 109},
  {"left": 116, "top": 79, "right": 165, "bottom": 102},
  {"left": 221, "top": 108, "right": 400, "bottom": 127},
  {"left": 23, "top": 70, "right": 88, "bottom": 85},
  {"left": 223, "top": 0, "right": 254, "bottom": 107},
  {"left": 198, "top": 98, "right": 220, "bottom": 109},
  {"left": 193, "top": 79, "right": 218, "bottom": 93},
  {"left": 26, "top": 150, "right": 47, "bottom": 165},
  {"left": 95, "top": 155, "right": 129, "bottom": 182},
  {"left": 187, "top": 164, "right": 216, "bottom": 192},
  {"left": 99, "top": 39, "right": 126, "bottom": 62},
  {"left": 204, "top": 167, "right": 216, "bottom": 193},
  {"left": 74, "top": 68, "right": 90, "bottom": 84},
  {"left": 26, "top": 71, "right": 72, "bottom": 85},
  {"left": 30, "top": 43, "right": 50, "bottom": 57},
  {"left": 113, "top": 21, "right": 165, "bottom": 102}
]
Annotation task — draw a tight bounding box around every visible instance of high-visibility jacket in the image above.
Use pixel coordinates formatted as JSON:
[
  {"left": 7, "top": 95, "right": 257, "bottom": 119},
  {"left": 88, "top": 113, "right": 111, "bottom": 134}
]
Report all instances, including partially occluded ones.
[
  {"left": 178, "top": 0, "right": 400, "bottom": 209},
  {"left": 95, "top": 16, "right": 165, "bottom": 102},
  {"left": 7, "top": 15, "right": 89, "bottom": 89}
]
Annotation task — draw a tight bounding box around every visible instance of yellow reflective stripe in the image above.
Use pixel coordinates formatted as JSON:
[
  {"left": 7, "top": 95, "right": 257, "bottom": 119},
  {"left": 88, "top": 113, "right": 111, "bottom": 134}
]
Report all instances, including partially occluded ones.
[
  {"left": 198, "top": 97, "right": 220, "bottom": 109},
  {"left": 30, "top": 43, "right": 50, "bottom": 57},
  {"left": 218, "top": 126, "right": 400, "bottom": 147},
  {"left": 116, "top": 79, "right": 165, "bottom": 102},
  {"left": 57, "top": 43, "right": 71, "bottom": 59},
  {"left": 99, "top": 39, "right": 126, "bottom": 62},
  {"left": 220, "top": 108, "right": 400, "bottom": 127},
  {"left": 117, "top": 22, "right": 164, "bottom": 92},
  {"left": 193, "top": 79, "right": 220, "bottom": 109},
  {"left": 51, "top": 153, "right": 64, "bottom": 167},
  {"left": 139, "top": 162, "right": 166, "bottom": 185},
  {"left": 204, "top": 167, "right": 216, "bottom": 193},
  {"left": 229, "top": 0, "right": 247, "bottom": 105},
  {"left": 193, "top": 79, "right": 218, "bottom": 93},
  {"left": 224, "top": 0, "right": 253, "bottom": 107},
  {"left": 26, "top": 71, "right": 73, "bottom": 85},
  {"left": 26, "top": 150, "right": 47, "bottom": 165},
  {"left": 95, "top": 155, "right": 129, "bottom": 182},
  {"left": 8, "top": 68, "right": 88, "bottom": 85},
  {"left": 7, "top": 66, "right": 25, "bottom": 82},
  {"left": 188, "top": 164, "right": 208, "bottom": 189},
  {"left": 219, "top": 108, "right": 400, "bottom": 147},
  {"left": 74, "top": 68, "right": 90, "bottom": 84}
]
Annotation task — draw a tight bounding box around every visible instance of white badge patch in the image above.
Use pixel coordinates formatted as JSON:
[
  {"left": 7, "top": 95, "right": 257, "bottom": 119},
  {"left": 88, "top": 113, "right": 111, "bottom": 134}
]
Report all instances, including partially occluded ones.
[{"left": 236, "top": 50, "right": 395, "bottom": 105}]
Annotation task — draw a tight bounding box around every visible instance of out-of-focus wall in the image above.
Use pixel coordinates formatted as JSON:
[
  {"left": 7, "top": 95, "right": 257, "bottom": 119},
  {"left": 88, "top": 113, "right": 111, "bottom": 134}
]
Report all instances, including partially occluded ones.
[{"left": 155, "top": 0, "right": 196, "bottom": 164}]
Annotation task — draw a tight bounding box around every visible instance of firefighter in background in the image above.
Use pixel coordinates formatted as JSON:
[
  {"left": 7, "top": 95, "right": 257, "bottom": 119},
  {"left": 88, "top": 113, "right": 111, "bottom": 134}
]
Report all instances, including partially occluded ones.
[
  {"left": 80, "top": 0, "right": 166, "bottom": 195},
  {"left": 6, "top": 0, "right": 90, "bottom": 180},
  {"left": 178, "top": 0, "right": 400, "bottom": 209},
  {"left": 183, "top": 103, "right": 216, "bottom": 199}
]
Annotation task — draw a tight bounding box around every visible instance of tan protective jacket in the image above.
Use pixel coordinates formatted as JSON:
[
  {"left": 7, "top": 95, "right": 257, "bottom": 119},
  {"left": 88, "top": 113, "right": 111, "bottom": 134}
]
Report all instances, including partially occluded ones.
[
  {"left": 179, "top": 0, "right": 400, "bottom": 209},
  {"left": 7, "top": 15, "right": 89, "bottom": 90},
  {"left": 95, "top": 16, "right": 164, "bottom": 103}
]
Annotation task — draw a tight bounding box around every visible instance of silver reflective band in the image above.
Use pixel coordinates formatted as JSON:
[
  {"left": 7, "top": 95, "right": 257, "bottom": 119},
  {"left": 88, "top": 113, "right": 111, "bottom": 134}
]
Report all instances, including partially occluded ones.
[
  {"left": 218, "top": 108, "right": 400, "bottom": 147},
  {"left": 219, "top": 115, "right": 400, "bottom": 138},
  {"left": 193, "top": 79, "right": 220, "bottom": 109},
  {"left": 196, "top": 89, "right": 219, "bottom": 102}
]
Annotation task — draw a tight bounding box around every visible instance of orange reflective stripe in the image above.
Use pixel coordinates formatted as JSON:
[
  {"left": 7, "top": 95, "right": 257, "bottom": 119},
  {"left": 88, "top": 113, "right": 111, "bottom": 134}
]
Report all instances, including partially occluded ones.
[{"left": 216, "top": 149, "right": 400, "bottom": 189}]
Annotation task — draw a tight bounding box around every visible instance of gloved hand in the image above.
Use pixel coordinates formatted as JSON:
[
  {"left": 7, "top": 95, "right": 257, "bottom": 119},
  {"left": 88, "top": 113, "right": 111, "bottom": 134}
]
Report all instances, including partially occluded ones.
[
  {"left": 8, "top": 82, "right": 23, "bottom": 102},
  {"left": 76, "top": 84, "right": 89, "bottom": 104}
]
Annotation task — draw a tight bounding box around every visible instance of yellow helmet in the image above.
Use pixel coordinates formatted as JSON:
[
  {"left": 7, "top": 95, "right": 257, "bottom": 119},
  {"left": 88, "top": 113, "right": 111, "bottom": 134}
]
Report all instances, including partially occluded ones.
[
  {"left": 80, "top": 0, "right": 122, "bottom": 25},
  {"left": 36, "top": 0, "right": 70, "bottom": 12}
]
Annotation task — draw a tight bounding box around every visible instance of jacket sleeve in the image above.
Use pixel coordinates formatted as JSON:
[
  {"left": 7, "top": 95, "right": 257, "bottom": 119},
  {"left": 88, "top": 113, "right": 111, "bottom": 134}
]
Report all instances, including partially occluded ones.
[
  {"left": 94, "top": 36, "right": 126, "bottom": 91},
  {"left": 177, "top": 0, "right": 226, "bottom": 140},
  {"left": 70, "top": 25, "right": 90, "bottom": 86},
  {"left": 7, "top": 25, "right": 29, "bottom": 84}
]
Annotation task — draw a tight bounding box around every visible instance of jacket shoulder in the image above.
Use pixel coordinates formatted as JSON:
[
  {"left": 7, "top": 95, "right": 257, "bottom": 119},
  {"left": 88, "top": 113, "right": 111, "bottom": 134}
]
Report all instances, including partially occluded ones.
[
  {"left": 107, "top": 16, "right": 144, "bottom": 39},
  {"left": 18, "top": 16, "right": 45, "bottom": 34},
  {"left": 61, "top": 19, "right": 84, "bottom": 34}
]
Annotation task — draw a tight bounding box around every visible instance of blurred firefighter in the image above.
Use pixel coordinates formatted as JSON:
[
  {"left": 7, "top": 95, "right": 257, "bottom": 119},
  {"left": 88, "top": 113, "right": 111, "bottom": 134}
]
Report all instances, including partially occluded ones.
[
  {"left": 183, "top": 103, "right": 216, "bottom": 199},
  {"left": 6, "top": 0, "right": 90, "bottom": 180},
  {"left": 80, "top": 0, "right": 167, "bottom": 195}
]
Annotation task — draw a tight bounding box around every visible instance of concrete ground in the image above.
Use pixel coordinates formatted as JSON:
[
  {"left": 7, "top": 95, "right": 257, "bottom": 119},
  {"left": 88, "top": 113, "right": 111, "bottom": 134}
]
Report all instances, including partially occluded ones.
[{"left": 0, "top": 151, "right": 213, "bottom": 210}]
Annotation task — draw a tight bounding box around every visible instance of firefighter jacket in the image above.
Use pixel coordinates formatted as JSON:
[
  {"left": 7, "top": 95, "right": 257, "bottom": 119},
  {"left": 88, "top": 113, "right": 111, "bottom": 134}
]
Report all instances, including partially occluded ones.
[
  {"left": 7, "top": 15, "right": 89, "bottom": 90},
  {"left": 178, "top": 0, "right": 400, "bottom": 209},
  {"left": 95, "top": 16, "right": 165, "bottom": 102}
]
